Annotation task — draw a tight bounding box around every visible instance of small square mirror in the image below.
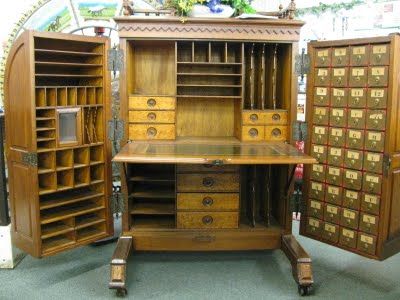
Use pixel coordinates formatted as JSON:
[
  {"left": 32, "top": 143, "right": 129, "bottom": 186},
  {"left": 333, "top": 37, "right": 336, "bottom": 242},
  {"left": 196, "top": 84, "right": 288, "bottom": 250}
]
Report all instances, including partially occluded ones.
[{"left": 57, "top": 108, "right": 82, "bottom": 147}]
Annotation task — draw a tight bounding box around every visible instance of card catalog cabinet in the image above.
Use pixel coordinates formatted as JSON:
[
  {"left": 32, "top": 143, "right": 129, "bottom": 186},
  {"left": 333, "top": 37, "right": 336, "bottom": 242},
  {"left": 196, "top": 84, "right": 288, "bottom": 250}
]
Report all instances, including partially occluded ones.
[
  {"left": 4, "top": 31, "right": 113, "bottom": 257},
  {"left": 302, "top": 35, "right": 400, "bottom": 260}
]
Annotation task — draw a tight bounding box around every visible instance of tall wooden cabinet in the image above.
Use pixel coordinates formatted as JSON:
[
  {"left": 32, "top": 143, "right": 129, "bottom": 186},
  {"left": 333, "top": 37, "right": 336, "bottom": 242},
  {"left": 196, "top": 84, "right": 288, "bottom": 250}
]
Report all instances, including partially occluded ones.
[{"left": 4, "top": 31, "right": 113, "bottom": 257}]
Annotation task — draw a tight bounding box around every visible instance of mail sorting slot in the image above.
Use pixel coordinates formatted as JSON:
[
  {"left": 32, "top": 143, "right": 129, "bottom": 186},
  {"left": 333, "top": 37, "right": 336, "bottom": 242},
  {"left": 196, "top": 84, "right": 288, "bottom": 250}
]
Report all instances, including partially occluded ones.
[
  {"left": 331, "top": 67, "right": 348, "bottom": 87},
  {"left": 349, "top": 67, "right": 367, "bottom": 87},
  {"left": 368, "top": 66, "right": 388, "bottom": 87},
  {"left": 343, "top": 189, "right": 361, "bottom": 210},
  {"left": 349, "top": 88, "right": 367, "bottom": 108},
  {"left": 346, "top": 129, "right": 364, "bottom": 150},
  {"left": 344, "top": 149, "right": 364, "bottom": 170},
  {"left": 339, "top": 227, "right": 357, "bottom": 249},
  {"left": 327, "top": 147, "right": 344, "bottom": 167},
  {"left": 315, "top": 48, "right": 331, "bottom": 67},
  {"left": 326, "top": 166, "right": 343, "bottom": 185},
  {"left": 314, "top": 87, "right": 330, "bottom": 106},
  {"left": 343, "top": 169, "right": 362, "bottom": 190},
  {"left": 312, "top": 126, "right": 328, "bottom": 144},
  {"left": 361, "top": 193, "right": 380, "bottom": 215},
  {"left": 315, "top": 68, "right": 331, "bottom": 86},
  {"left": 363, "top": 173, "right": 382, "bottom": 194},
  {"left": 306, "top": 217, "right": 323, "bottom": 237},
  {"left": 324, "top": 204, "right": 341, "bottom": 224},
  {"left": 332, "top": 47, "right": 349, "bottom": 66},
  {"left": 322, "top": 222, "right": 340, "bottom": 243},
  {"left": 331, "top": 88, "right": 348, "bottom": 107},
  {"left": 367, "top": 88, "right": 387, "bottom": 109},
  {"left": 359, "top": 212, "right": 379, "bottom": 235},
  {"left": 310, "top": 164, "right": 326, "bottom": 182},
  {"left": 366, "top": 110, "right": 386, "bottom": 131},
  {"left": 347, "top": 109, "right": 366, "bottom": 129},
  {"left": 311, "top": 144, "right": 327, "bottom": 164},
  {"left": 365, "top": 131, "right": 385, "bottom": 152},
  {"left": 330, "top": 108, "right": 347, "bottom": 127},
  {"left": 370, "top": 44, "right": 390, "bottom": 65},
  {"left": 363, "top": 152, "right": 383, "bottom": 174},
  {"left": 313, "top": 106, "right": 329, "bottom": 126},
  {"left": 310, "top": 181, "right": 325, "bottom": 201},
  {"left": 308, "top": 200, "right": 324, "bottom": 219},
  {"left": 329, "top": 127, "right": 346, "bottom": 147},
  {"left": 325, "top": 185, "right": 343, "bottom": 206},
  {"left": 340, "top": 208, "right": 359, "bottom": 230}
]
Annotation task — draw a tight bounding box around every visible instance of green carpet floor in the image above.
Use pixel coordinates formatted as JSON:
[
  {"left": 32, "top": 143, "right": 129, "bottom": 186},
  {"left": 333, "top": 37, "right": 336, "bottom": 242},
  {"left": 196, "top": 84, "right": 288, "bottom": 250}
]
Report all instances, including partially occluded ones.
[{"left": 1, "top": 221, "right": 399, "bottom": 299}]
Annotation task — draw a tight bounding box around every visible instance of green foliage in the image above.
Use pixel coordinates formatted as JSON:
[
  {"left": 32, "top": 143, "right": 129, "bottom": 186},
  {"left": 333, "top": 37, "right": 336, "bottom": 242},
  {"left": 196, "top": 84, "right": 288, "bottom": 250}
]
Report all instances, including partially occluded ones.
[
  {"left": 171, "top": 0, "right": 255, "bottom": 16},
  {"left": 296, "top": 0, "right": 363, "bottom": 17},
  {"left": 172, "top": 0, "right": 198, "bottom": 16},
  {"left": 221, "top": 0, "right": 256, "bottom": 15}
]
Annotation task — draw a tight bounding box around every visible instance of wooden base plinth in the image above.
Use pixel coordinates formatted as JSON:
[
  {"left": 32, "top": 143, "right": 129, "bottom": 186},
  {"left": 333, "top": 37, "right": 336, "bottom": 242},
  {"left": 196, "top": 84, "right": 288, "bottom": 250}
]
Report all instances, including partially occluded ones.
[{"left": 109, "top": 236, "right": 133, "bottom": 296}]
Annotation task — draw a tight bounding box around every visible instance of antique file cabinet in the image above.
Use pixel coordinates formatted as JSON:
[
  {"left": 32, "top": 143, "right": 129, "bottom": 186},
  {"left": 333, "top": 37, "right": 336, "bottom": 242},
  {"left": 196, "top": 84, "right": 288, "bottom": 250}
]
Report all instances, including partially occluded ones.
[{"left": 302, "top": 35, "right": 400, "bottom": 260}]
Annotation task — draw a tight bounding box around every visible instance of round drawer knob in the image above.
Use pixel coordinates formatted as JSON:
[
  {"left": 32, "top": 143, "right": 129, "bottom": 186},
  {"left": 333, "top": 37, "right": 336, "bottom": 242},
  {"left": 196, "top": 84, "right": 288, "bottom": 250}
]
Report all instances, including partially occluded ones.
[
  {"left": 249, "top": 128, "right": 258, "bottom": 138},
  {"left": 377, "top": 54, "right": 382, "bottom": 61},
  {"left": 202, "top": 215, "right": 213, "bottom": 225},
  {"left": 272, "top": 113, "right": 281, "bottom": 121},
  {"left": 272, "top": 128, "right": 282, "bottom": 137},
  {"left": 147, "top": 98, "right": 156, "bottom": 107},
  {"left": 337, "top": 78, "right": 342, "bottom": 84},
  {"left": 351, "top": 159, "right": 355, "bottom": 165},
  {"left": 374, "top": 99, "right": 380, "bottom": 106},
  {"left": 375, "top": 76, "right": 380, "bottom": 83},
  {"left": 372, "top": 141, "right": 377, "bottom": 148},
  {"left": 333, "top": 156, "right": 338, "bottom": 161},
  {"left": 353, "top": 119, "right": 359, "bottom": 124},
  {"left": 356, "top": 76, "right": 361, "bottom": 82},
  {"left": 202, "top": 177, "right": 214, "bottom": 187},
  {"left": 336, "top": 117, "right": 341, "bottom": 123},
  {"left": 147, "top": 127, "right": 157, "bottom": 137},
  {"left": 332, "top": 176, "right": 337, "bottom": 181},
  {"left": 373, "top": 120, "right": 379, "bottom": 127},
  {"left": 346, "top": 237, "right": 350, "bottom": 242},
  {"left": 147, "top": 112, "right": 156, "bottom": 121},
  {"left": 334, "top": 137, "right": 339, "bottom": 142},
  {"left": 369, "top": 183, "right": 374, "bottom": 189},
  {"left": 319, "top": 96, "right": 324, "bottom": 100},
  {"left": 366, "top": 223, "right": 371, "bottom": 228},
  {"left": 321, "top": 57, "right": 326, "bottom": 62},
  {"left": 368, "top": 203, "right": 372, "bottom": 208},
  {"left": 371, "top": 162, "right": 376, "bottom": 169},
  {"left": 351, "top": 140, "right": 357, "bottom": 145},
  {"left": 347, "top": 219, "right": 351, "bottom": 224},
  {"left": 338, "top": 57, "right": 342, "bottom": 63},
  {"left": 364, "top": 243, "right": 368, "bottom": 248},
  {"left": 250, "top": 114, "right": 258, "bottom": 122},
  {"left": 202, "top": 197, "right": 214, "bottom": 207}
]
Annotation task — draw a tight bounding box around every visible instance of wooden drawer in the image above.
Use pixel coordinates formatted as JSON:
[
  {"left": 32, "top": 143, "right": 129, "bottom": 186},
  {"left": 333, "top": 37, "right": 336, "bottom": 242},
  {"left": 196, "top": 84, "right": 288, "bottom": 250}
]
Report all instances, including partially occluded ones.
[
  {"left": 129, "top": 110, "right": 175, "bottom": 124},
  {"left": 315, "top": 87, "right": 330, "bottom": 106},
  {"left": 370, "top": 44, "right": 390, "bottom": 65},
  {"left": 340, "top": 208, "right": 359, "bottom": 230},
  {"left": 347, "top": 109, "right": 366, "bottom": 129},
  {"left": 331, "top": 67, "right": 348, "bottom": 87},
  {"left": 315, "top": 68, "right": 330, "bottom": 86},
  {"left": 177, "top": 165, "right": 239, "bottom": 173},
  {"left": 313, "top": 106, "right": 329, "bottom": 126},
  {"left": 366, "top": 110, "right": 386, "bottom": 131},
  {"left": 265, "top": 125, "right": 287, "bottom": 142},
  {"left": 177, "top": 173, "right": 240, "bottom": 193},
  {"left": 315, "top": 48, "right": 331, "bottom": 67},
  {"left": 344, "top": 149, "right": 364, "bottom": 170},
  {"left": 241, "top": 126, "right": 264, "bottom": 142},
  {"left": 242, "top": 111, "right": 266, "bottom": 125},
  {"left": 325, "top": 185, "right": 342, "bottom": 206},
  {"left": 367, "top": 88, "right": 387, "bottom": 109},
  {"left": 357, "top": 233, "right": 377, "bottom": 255},
  {"left": 129, "top": 124, "right": 175, "bottom": 140},
  {"left": 310, "top": 164, "right": 326, "bottom": 182},
  {"left": 329, "top": 127, "right": 346, "bottom": 147},
  {"left": 326, "top": 166, "right": 343, "bottom": 186},
  {"left": 363, "top": 152, "right": 383, "bottom": 173},
  {"left": 177, "top": 193, "right": 239, "bottom": 211},
  {"left": 327, "top": 147, "right": 343, "bottom": 166},
  {"left": 339, "top": 227, "right": 357, "bottom": 249},
  {"left": 331, "top": 88, "right": 347, "bottom": 107},
  {"left": 346, "top": 129, "right": 364, "bottom": 150},
  {"left": 363, "top": 173, "right": 382, "bottom": 194},
  {"left": 311, "top": 144, "right": 328, "bottom": 164},
  {"left": 359, "top": 213, "right": 379, "bottom": 235},
  {"left": 322, "top": 222, "right": 339, "bottom": 243},
  {"left": 332, "top": 47, "right": 349, "bottom": 66},
  {"left": 330, "top": 108, "right": 347, "bottom": 127},
  {"left": 310, "top": 181, "right": 325, "bottom": 201},
  {"left": 350, "top": 45, "right": 368, "bottom": 66},
  {"left": 324, "top": 204, "right": 341, "bottom": 224},
  {"left": 129, "top": 96, "right": 176, "bottom": 110},
  {"left": 349, "top": 88, "right": 367, "bottom": 108},
  {"left": 306, "top": 217, "right": 323, "bottom": 237},
  {"left": 312, "top": 126, "right": 328, "bottom": 144},
  {"left": 361, "top": 193, "right": 380, "bottom": 215},
  {"left": 349, "top": 67, "right": 367, "bottom": 87},
  {"left": 368, "top": 66, "right": 389, "bottom": 87},
  {"left": 343, "top": 189, "right": 361, "bottom": 210},
  {"left": 308, "top": 200, "right": 324, "bottom": 219},
  {"left": 265, "top": 110, "right": 288, "bottom": 125},
  {"left": 365, "top": 131, "right": 385, "bottom": 152},
  {"left": 177, "top": 212, "right": 238, "bottom": 229},
  {"left": 343, "top": 169, "right": 362, "bottom": 190}
]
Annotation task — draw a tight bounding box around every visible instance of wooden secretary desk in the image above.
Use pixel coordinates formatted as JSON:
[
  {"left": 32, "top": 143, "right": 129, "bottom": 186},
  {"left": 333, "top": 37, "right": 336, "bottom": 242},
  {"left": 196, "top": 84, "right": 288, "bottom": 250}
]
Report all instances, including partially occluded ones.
[{"left": 4, "top": 11, "right": 400, "bottom": 298}]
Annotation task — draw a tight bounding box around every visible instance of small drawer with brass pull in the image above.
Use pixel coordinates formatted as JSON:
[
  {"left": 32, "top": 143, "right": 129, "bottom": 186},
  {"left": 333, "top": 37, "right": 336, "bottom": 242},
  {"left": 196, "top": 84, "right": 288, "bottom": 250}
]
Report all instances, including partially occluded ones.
[
  {"left": 330, "top": 88, "right": 348, "bottom": 107},
  {"left": 313, "top": 106, "right": 329, "bottom": 126},
  {"left": 331, "top": 67, "right": 348, "bottom": 87},
  {"left": 357, "top": 233, "right": 377, "bottom": 255},
  {"left": 361, "top": 193, "right": 380, "bottom": 215},
  {"left": 265, "top": 110, "right": 288, "bottom": 125},
  {"left": 129, "top": 96, "right": 176, "bottom": 110},
  {"left": 368, "top": 66, "right": 389, "bottom": 87},
  {"left": 310, "top": 181, "right": 325, "bottom": 201},
  {"left": 315, "top": 68, "right": 331, "bottom": 86},
  {"left": 129, "top": 110, "right": 175, "bottom": 124},
  {"left": 242, "top": 111, "right": 266, "bottom": 125},
  {"left": 370, "top": 44, "right": 390, "bottom": 65},
  {"left": 328, "top": 127, "right": 346, "bottom": 147},
  {"left": 177, "top": 193, "right": 239, "bottom": 211},
  {"left": 324, "top": 204, "right": 341, "bottom": 225},
  {"left": 349, "top": 67, "right": 368, "bottom": 87},
  {"left": 345, "top": 129, "right": 364, "bottom": 150},
  {"left": 343, "top": 169, "right": 362, "bottom": 190},
  {"left": 315, "top": 87, "right": 330, "bottom": 106},
  {"left": 327, "top": 146, "right": 343, "bottom": 166},
  {"left": 306, "top": 217, "right": 323, "bottom": 237},
  {"left": 365, "top": 131, "right": 385, "bottom": 152},
  {"left": 311, "top": 144, "right": 328, "bottom": 164},
  {"left": 322, "top": 222, "right": 340, "bottom": 243},
  {"left": 348, "top": 88, "right": 367, "bottom": 108},
  {"left": 325, "top": 185, "right": 343, "bottom": 206},
  {"left": 350, "top": 45, "right": 368, "bottom": 66},
  {"left": 347, "top": 109, "right": 366, "bottom": 129},
  {"left": 343, "top": 189, "right": 361, "bottom": 210},
  {"left": 366, "top": 110, "right": 386, "bottom": 131},
  {"left": 241, "top": 126, "right": 264, "bottom": 142},
  {"left": 310, "top": 163, "right": 326, "bottom": 182},
  {"left": 359, "top": 213, "right": 379, "bottom": 235},
  {"left": 129, "top": 124, "right": 175, "bottom": 140},
  {"left": 340, "top": 208, "right": 359, "bottom": 230},
  {"left": 177, "top": 212, "right": 239, "bottom": 229},
  {"left": 362, "top": 173, "right": 382, "bottom": 195},
  {"left": 177, "top": 173, "right": 239, "bottom": 193},
  {"left": 367, "top": 88, "right": 387, "bottom": 109},
  {"left": 329, "top": 108, "right": 347, "bottom": 127},
  {"left": 265, "top": 125, "right": 287, "bottom": 142},
  {"left": 315, "top": 48, "right": 331, "bottom": 67},
  {"left": 308, "top": 199, "right": 324, "bottom": 219},
  {"left": 363, "top": 152, "right": 383, "bottom": 174},
  {"left": 326, "top": 166, "right": 343, "bottom": 186},
  {"left": 332, "top": 47, "right": 349, "bottom": 66},
  {"left": 344, "top": 149, "right": 364, "bottom": 170},
  {"left": 339, "top": 228, "right": 357, "bottom": 249}
]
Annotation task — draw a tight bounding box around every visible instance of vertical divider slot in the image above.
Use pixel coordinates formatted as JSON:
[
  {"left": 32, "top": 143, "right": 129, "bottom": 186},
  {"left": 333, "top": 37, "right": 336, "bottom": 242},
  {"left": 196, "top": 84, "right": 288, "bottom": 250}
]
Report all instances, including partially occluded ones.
[
  {"left": 57, "top": 87, "right": 67, "bottom": 106},
  {"left": 67, "top": 87, "right": 77, "bottom": 106},
  {"left": 77, "top": 87, "right": 86, "bottom": 105}
]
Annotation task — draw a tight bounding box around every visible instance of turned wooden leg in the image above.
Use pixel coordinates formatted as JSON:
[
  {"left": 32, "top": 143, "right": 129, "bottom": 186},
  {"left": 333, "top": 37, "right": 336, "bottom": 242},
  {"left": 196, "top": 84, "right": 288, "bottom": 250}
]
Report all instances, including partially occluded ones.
[
  {"left": 109, "top": 236, "right": 133, "bottom": 296},
  {"left": 281, "top": 234, "right": 313, "bottom": 296}
]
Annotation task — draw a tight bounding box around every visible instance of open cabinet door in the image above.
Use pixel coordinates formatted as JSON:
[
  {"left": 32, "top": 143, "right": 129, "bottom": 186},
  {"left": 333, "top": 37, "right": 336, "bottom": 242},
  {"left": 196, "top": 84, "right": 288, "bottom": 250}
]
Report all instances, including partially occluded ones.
[
  {"left": 300, "top": 34, "right": 400, "bottom": 260},
  {"left": 4, "top": 30, "right": 114, "bottom": 258}
]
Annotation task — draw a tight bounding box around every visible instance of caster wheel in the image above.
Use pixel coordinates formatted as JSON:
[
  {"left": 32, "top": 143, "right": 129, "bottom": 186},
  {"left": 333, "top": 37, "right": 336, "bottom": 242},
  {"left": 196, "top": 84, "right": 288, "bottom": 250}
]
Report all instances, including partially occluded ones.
[
  {"left": 298, "top": 285, "right": 311, "bottom": 296},
  {"left": 116, "top": 288, "right": 127, "bottom": 297}
]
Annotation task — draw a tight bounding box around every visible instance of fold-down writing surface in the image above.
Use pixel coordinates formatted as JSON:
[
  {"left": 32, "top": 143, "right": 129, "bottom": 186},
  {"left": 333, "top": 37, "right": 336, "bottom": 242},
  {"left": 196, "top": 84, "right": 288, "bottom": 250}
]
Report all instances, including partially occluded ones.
[{"left": 113, "top": 141, "right": 316, "bottom": 165}]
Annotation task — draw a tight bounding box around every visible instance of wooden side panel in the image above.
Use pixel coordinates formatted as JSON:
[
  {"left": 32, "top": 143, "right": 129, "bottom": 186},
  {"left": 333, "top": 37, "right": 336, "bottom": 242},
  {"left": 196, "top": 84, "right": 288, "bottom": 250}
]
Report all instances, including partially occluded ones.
[{"left": 388, "top": 169, "right": 400, "bottom": 238}]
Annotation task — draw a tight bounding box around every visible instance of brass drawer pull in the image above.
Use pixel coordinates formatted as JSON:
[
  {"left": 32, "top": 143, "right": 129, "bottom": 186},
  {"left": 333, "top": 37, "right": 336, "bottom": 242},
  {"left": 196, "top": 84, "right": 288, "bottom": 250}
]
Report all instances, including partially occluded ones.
[
  {"left": 272, "top": 128, "right": 282, "bottom": 137},
  {"left": 147, "top": 127, "right": 157, "bottom": 137},
  {"left": 250, "top": 114, "right": 258, "bottom": 122},
  {"left": 147, "top": 98, "right": 156, "bottom": 107},
  {"left": 248, "top": 128, "right": 258, "bottom": 137},
  {"left": 202, "top": 197, "right": 214, "bottom": 207},
  {"left": 202, "top": 177, "right": 214, "bottom": 187},
  {"left": 202, "top": 215, "right": 213, "bottom": 225},
  {"left": 272, "top": 113, "right": 281, "bottom": 121},
  {"left": 147, "top": 112, "right": 156, "bottom": 121}
]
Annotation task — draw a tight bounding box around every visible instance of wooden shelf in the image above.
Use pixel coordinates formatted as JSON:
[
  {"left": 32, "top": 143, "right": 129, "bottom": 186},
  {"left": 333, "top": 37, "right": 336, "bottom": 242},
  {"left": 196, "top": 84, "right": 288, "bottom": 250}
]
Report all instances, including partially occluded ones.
[
  {"left": 57, "top": 185, "right": 73, "bottom": 191},
  {"left": 37, "top": 148, "right": 55, "bottom": 153},
  {"left": 36, "top": 117, "right": 55, "bottom": 121},
  {"left": 42, "top": 236, "right": 75, "bottom": 253},
  {"left": 129, "top": 189, "right": 175, "bottom": 199},
  {"left": 41, "top": 223, "right": 73, "bottom": 239},
  {"left": 35, "top": 74, "right": 103, "bottom": 78},
  {"left": 41, "top": 202, "right": 104, "bottom": 224},
  {"left": 35, "top": 49, "right": 102, "bottom": 57},
  {"left": 36, "top": 61, "right": 102, "bottom": 67},
  {"left": 129, "top": 175, "right": 175, "bottom": 183},
  {"left": 75, "top": 216, "right": 105, "bottom": 230},
  {"left": 38, "top": 168, "right": 54, "bottom": 174},
  {"left": 74, "top": 163, "right": 88, "bottom": 168},
  {"left": 36, "top": 127, "right": 55, "bottom": 131},
  {"left": 40, "top": 190, "right": 103, "bottom": 210},
  {"left": 77, "top": 227, "right": 105, "bottom": 242},
  {"left": 131, "top": 203, "right": 175, "bottom": 215},
  {"left": 37, "top": 137, "right": 55, "bottom": 142},
  {"left": 56, "top": 166, "right": 73, "bottom": 171}
]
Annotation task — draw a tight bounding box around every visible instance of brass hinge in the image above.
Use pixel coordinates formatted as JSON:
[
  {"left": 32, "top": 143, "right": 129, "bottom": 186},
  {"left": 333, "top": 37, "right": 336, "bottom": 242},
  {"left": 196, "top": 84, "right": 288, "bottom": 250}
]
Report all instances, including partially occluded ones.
[
  {"left": 22, "top": 152, "right": 37, "bottom": 167},
  {"left": 295, "top": 49, "right": 310, "bottom": 79},
  {"left": 292, "top": 121, "right": 308, "bottom": 142},
  {"left": 107, "top": 46, "right": 124, "bottom": 74},
  {"left": 108, "top": 118, "right": 124, "bottom": 142},
  {"left": 111, "top": 191, "right": 125, "bottom": 214},
  {"left": 383, "top": 154, "right": 392, "bottom": 177}
]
